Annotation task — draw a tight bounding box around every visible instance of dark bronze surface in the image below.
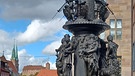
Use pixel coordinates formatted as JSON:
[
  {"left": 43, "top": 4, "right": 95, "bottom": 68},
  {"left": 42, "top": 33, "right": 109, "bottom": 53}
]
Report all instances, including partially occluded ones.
[{"left": 56, "top": 0, "right": 120, "bottom": 76}]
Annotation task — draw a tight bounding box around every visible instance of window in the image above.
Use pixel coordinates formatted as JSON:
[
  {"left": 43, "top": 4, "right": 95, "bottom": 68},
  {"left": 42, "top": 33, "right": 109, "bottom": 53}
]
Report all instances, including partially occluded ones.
[
  {"left": 100, "top": 32, "right": 105, "bottom": 39},
  {"left": 110, "top": 19, "right": 122, "bottom": 40}
]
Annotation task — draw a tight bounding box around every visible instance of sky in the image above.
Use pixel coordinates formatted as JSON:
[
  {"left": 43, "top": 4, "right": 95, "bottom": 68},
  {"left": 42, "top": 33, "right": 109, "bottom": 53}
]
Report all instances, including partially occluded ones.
[{"left": 0, "top": 0, "right": 71, "bottom": 73}]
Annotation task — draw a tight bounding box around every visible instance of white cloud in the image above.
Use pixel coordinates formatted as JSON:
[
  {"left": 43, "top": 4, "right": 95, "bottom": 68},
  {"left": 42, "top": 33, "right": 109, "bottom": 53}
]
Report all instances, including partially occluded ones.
[
  {"left": 18, "top": 49, "right": 43, "bottom": 72},
  {"left": 18, "top": 49, "right": 56, "bottom": 72},
  {"left": 0, "top": 18, "right": 67, "bottom": 47},
  {"left": 0, "top": 30, "right": 15, "bottom": 55},
  {"left": 50, "top": 62, "right": 57, "bottom": 69},
  {"left": 42, "top": 40, "right": 61, "bottom": 55},
  {"left": 17, "top": 18, "right": 66, "bottom": 45},
  {"left": 0, "top": 18, "right": 68, "bottom": 73}
]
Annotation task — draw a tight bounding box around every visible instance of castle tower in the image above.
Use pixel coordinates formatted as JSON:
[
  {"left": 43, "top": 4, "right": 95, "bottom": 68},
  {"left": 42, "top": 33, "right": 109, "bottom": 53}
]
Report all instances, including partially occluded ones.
[
  {"left": 46, "top": 62, "right": 50, "bottom": 70},
  {"left": 11, "top": 40, "right": 19, "bottom": 72}
]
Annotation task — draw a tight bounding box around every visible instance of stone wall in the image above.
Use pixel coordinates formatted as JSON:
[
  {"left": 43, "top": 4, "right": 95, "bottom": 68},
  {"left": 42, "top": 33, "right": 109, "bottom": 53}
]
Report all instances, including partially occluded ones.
[{"left": 105, "top": 0, "right": 132, "bottom": 76}]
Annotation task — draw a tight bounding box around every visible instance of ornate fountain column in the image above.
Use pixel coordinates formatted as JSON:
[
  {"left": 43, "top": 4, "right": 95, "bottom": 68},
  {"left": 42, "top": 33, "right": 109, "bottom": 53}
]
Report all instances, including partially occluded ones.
[{"left": 56, "top": 0, "right": 120, "bottom": 76}]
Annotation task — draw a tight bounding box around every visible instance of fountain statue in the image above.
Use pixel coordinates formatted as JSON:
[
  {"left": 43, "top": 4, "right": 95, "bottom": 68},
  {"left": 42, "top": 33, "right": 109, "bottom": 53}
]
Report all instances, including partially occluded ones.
[{"left": 56, "top": 0, "right": 120, "bottom": 76}]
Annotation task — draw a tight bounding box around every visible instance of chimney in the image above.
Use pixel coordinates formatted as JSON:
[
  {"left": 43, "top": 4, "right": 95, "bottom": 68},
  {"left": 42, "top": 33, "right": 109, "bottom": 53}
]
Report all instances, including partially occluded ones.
[{"left": 46, "top": 62, "right": 50, "bottom": 70}]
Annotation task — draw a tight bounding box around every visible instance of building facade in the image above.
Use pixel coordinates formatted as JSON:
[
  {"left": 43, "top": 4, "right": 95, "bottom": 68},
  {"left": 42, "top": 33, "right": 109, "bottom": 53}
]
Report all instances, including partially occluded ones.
[
  {"left": 0, "top": 55, "right": 10, "bottom": 76},
  {"left": 0, "top": 55, "right": 19, "bottom": 76},
  {"left": 22, "top": 65, "right": 45, "bottom": 76},
  {"left": 21, "top": 62, "right": 51, "bottom": 76},
  {"left": 102, "top": 0, "right": 135, "bottom": 76}
]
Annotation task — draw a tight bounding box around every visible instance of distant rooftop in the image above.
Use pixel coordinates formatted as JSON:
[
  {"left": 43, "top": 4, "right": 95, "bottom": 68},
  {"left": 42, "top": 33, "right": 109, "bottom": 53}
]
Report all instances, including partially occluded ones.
[
  {"left": 23, "top": 65, "right": 45, "bottom": 71},
  {"left": 37, "top": 69, "right": 57, "bottom": 76}
]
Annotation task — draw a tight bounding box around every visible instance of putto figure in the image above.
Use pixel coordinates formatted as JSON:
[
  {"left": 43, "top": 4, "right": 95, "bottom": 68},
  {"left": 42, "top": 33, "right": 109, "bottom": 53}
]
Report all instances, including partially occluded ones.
[
  {"left": 56, "top": 34, "right": 75, "bottom": 76},
  {"left": 56, "top": 34, "right": 70, "bottom": 76},
  {"left": 106, "top": 35, "right": 118, "bottom": 60},
  {"left": 62, "top": 0, "right": 109, "bottom": 23},
  {"left": 99, "top": 35, "right": 120, "bottom": 76}
]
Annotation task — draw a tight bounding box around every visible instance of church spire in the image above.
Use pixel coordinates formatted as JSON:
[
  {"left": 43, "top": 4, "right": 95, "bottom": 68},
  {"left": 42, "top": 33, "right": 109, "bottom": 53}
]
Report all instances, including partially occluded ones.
[
  {"left": 11, "top": 44, "right": 15, "bottom": 60},
  {"left": 3, "top": 51, "right": 4, "bottom": 56},
  {"left": 15, "top": 43, "right": 18, "bottom": 60},
  {"left": 11, "top": 39, "right": 19, "bottom": 72},
  {"left": 11, "top": 39, "right": 18, "bottom": 60}
]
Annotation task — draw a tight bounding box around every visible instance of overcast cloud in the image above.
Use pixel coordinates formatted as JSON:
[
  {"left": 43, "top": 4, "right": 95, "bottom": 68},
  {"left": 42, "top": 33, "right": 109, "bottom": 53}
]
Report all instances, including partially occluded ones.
[{"left": 0, "top": 0, "right": 65, "bottom": 20}]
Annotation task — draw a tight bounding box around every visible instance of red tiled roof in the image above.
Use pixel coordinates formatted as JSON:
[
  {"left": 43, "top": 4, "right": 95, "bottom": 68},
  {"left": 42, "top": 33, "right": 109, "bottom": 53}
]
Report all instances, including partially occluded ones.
[
  {"left": 7, "top": 61, "right": 18, "bottom": 73},
  {"left": 23, "top": 65, "right": 45, "bottom": 71},
  {"left": 37, "top": 69, "right": 58, "bottom": 76},
  {"left": 0, "top": 55, "right": 18, "bottom": 74}
]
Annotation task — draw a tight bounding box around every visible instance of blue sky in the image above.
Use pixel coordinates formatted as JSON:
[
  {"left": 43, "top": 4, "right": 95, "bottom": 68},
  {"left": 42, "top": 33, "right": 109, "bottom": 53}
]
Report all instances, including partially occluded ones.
[
  {"left": 0, "top": 0, "right": 70, "bottom": 72},
  {"left": 0, "top": 19, "right": 54, "bottom": 56},
  {"left": 0, "top": 19, "right": 31, "bottom": 32}
]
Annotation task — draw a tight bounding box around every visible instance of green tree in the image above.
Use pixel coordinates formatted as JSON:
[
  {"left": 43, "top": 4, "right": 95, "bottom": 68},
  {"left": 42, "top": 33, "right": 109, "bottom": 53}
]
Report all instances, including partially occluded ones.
[
  {"left": 34, "top": 72, "right": 39, "bottom": 76},
  {"left": 29, "top": 74, "right": 33, "bottom": 76}
]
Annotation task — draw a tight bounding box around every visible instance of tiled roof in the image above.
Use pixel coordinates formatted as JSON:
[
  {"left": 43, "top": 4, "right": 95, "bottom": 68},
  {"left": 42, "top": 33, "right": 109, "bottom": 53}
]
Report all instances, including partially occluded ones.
[
  {"left": 23, "top": 65, "right": 45, "bottom": 71},
  {"left": 37, "top": 69, "right": 57, "bottom": 76},
  {"left": 0, "top": 55, "right": 18, "bottom": 74},
  {"left": 7, "top": 61, "right": 18, "bottom": 73},
  {"left": 0, "top": 55, "right": 8, "bottom": 62}
]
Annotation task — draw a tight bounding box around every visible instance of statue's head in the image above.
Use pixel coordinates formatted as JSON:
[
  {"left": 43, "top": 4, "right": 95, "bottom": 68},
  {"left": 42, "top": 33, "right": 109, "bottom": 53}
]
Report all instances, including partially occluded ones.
[
  {"left": 64, "top": 34, "right": 70, "bottom": 38},
  {"left": 107, "top": 35, "right": 113, "bottom": 41},
  {"left": 64, "top": 5, "right": 69, "bottom": 8},
  {"left": 71, "top": 36, "right": 75, "bottom": 41},
  {"left": 64, "top": 34, "right": 70, "bottom": 42}
]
